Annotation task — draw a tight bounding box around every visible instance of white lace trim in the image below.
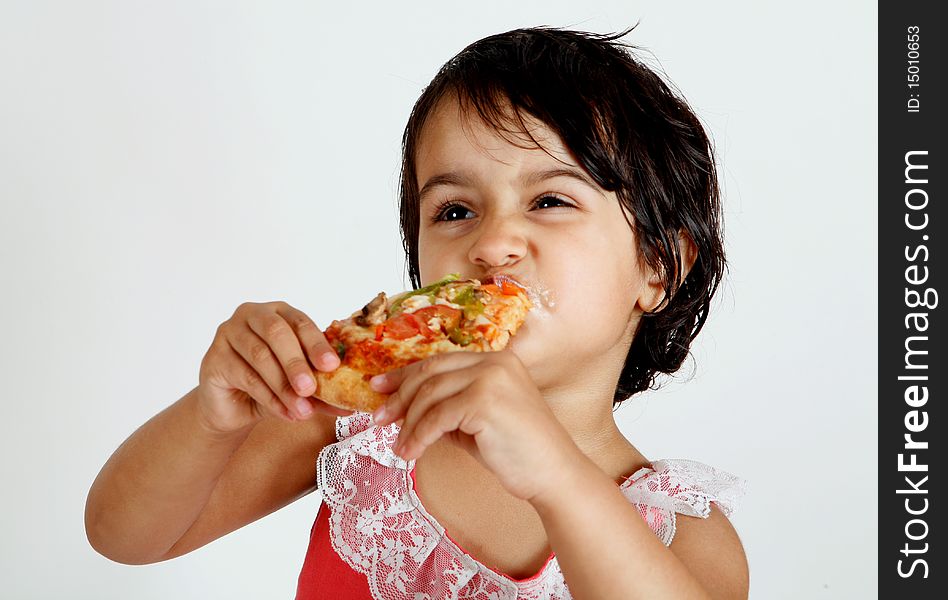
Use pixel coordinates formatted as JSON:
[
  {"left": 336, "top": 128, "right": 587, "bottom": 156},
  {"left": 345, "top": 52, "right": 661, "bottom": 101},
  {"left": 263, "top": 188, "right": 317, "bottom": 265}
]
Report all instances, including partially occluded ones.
[{"left": 315, "top": 412, "right": 747, "bottom": 600}]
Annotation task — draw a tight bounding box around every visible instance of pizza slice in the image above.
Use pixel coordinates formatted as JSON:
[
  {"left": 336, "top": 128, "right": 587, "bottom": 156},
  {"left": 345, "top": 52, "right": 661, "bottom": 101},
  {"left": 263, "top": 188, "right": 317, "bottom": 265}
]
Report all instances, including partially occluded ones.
[{"left": 314, "top": 273, "right": 533, "bottom": 413}]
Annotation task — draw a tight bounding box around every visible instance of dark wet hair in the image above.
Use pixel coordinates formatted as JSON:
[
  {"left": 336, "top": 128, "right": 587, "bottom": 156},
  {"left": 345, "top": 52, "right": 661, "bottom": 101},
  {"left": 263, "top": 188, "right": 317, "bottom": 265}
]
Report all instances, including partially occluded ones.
[{"left": 397, "top": 25, "right": 727, "bottom": 408}]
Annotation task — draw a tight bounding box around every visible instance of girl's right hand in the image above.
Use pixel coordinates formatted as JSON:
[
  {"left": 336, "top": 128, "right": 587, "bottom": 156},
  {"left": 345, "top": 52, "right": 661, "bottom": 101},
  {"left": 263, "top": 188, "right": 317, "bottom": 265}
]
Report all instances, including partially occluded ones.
[{"left": 195, "top": 301, "right": 353, "bottom": 435}]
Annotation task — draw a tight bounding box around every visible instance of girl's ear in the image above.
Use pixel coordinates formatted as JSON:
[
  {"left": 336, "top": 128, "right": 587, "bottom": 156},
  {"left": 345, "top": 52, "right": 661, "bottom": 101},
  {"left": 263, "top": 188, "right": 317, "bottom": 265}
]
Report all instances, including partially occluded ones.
[{"left": 637, "top": 229, "right": 698, "bottom": 314}]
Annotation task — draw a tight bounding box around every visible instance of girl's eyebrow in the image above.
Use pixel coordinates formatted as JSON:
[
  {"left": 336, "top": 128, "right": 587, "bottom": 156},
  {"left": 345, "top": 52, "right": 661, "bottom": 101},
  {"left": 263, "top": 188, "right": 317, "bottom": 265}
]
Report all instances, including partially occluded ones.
[{"left": 419, "top": 166, "right": 600, "bottom": 202}]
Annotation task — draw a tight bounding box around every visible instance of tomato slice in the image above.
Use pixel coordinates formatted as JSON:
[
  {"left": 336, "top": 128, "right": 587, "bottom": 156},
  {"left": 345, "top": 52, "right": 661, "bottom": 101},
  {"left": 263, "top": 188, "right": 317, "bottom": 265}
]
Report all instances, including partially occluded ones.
[
  {"left": 500, "top": 280, "right": 525, "bottom": 296},
  {"left": 411, "top": 305, "right": 463, "bottom": 334},
  {"left": 382, "top": 313, "right": 422, "bottom": 340}
]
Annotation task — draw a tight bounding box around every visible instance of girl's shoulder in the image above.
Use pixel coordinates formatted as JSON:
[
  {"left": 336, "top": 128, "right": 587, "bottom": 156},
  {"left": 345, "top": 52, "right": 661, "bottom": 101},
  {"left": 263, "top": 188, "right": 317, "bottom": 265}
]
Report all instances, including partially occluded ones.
[{"left": 617, "top": 457, "right": 748, "bottom": 546}]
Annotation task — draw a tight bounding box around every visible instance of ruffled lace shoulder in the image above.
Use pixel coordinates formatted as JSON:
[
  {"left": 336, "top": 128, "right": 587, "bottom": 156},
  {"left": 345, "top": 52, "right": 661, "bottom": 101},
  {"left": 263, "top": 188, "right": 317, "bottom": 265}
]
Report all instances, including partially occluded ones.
[
  {"left": 315, "top": 412, "right": 747, "bottom": 599},
  {"left": 618, "top": 458, "right": 748, "bottom": 546}
]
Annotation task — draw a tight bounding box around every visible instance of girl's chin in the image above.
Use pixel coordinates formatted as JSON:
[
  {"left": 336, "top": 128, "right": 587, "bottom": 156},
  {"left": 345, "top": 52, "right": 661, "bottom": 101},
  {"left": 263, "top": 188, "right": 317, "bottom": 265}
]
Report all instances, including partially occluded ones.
[
  {"left": 509, "top": 315, "right": 531, "bottom": 344},
  {"left": 506, "top": 318, "right": 539, "bottom": 361},
  {"left": 506, "top": 323, "right": 563, "bottom": 389}
]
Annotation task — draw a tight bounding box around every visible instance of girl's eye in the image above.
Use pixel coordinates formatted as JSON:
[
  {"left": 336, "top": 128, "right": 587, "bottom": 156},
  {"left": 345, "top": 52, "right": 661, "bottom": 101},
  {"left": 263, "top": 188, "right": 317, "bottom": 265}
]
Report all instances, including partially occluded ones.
[
  {"left": 434, "top": 202, "right": 473, "bottom": 221},
  {"left": 535, "top": 195, "right": 573, "bottom": 208},
  {"left": 432, "top": 194, "right": 574, "bottom": 223}
]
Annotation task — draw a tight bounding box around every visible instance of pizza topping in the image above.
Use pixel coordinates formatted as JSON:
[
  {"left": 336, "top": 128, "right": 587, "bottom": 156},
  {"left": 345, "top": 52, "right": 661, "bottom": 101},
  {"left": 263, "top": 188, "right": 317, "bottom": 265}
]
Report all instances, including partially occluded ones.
[
  {"left": 448, "top": 326, "right": 473, "bottom": 346},
  {"left": 399, "top": 294, "right": 433, "bottom": 313},
  {"left": 439, "top": 283, "right": 485, "bottom": 321},
  {"left": 451, "top": 284, "right": 476, "bottom": 305},
  {"left": 412, "top": 305, "right": 462, "bottom": 333},
  {"left": 483, "top": 274, "right": 529, "bottom": 296},
  {"left": 463, "top": 299, "right": 485, "bottom": 320},
  {"left": 479, "top": 283, "right": 502, "bottom": 296},
  {"left": 434, "top": 297, "right": 462, "bottom": 308},
  {"left": 354, "top": 292, "right": 388, "bottom": 327},
  {"left": 328, "top": 272, "right": 533, "bottom": 373},
  {"left": 382, "top": 312, "right": 425, "bottom": 340},
  {"left": 389, "top": 273, "right": 461, "bottom": 316},
  {"left": 347, "top": 339, "right": 402, "bottom": 373},
  {"left": 500, "top": 279, "right": 526, "bottom": 296}
]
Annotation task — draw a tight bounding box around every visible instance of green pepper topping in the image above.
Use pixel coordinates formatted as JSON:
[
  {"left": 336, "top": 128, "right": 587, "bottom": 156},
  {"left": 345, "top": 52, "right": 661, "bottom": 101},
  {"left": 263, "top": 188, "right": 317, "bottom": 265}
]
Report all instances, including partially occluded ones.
[
  {"left": 333, "top": 341, "right": 346, "bottom": 360},
  {"left": 453, "top": 285, "right": 475, "bottom": 305},
  {"left": 448, "top": 327, "right": 473, "bottom": 346},
  {"left": 389, "top": 272, "right": 461, "bottom": 316},
  {"left": 440, "top": 284, "right": 483, "bottom": 321},
  {"left": 463, "top": 300, "right": 484, "bottom": 320}
]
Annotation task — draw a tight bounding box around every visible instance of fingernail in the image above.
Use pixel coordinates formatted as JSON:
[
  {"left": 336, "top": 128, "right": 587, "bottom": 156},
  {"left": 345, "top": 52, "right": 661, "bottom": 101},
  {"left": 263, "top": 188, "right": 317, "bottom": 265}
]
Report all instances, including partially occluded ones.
[
  {"left": 372, "top": 405, "right": 387, "bottom": 424},
  {"left": 320, "top": 352, "right": 340, "bottom": 370},
  {"left": 295, "top": 397, "right": 313, "bottom": 417},
  {"left": 295, "top": 374, "right": 314, "bottom": 394},
  {"left": 369, "top": 374, "right": 386, "bottom": 390}
]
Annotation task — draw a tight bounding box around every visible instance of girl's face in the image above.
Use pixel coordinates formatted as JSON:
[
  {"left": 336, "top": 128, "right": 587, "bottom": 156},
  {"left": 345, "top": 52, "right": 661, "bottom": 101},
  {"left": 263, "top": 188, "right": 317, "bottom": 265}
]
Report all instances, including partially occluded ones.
[{"left": 415, "top": 96, "right": 664, "bottom": 391}]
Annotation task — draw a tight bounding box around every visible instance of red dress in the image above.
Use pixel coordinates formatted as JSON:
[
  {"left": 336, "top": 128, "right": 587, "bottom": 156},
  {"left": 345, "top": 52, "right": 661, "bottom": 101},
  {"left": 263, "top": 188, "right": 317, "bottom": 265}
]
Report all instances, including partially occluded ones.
[{"left": 295, "top": 413, "right": 746, "bottom": 600}]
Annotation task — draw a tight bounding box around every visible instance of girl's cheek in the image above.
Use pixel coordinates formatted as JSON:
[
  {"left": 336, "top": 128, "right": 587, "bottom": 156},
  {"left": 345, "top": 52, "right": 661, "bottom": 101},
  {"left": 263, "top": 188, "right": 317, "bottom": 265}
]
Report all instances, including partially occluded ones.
[
  {"left": 553, "top": 293, "right": 606, "bottom": 339},
  {"left": 417, "top": 253, "right": 452, "bottom": 286}
]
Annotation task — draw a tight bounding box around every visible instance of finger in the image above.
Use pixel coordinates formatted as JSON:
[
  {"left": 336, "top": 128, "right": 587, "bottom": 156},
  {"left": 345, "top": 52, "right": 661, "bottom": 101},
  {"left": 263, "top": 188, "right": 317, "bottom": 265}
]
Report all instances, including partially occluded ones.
[
  {"left": 370, "top": 351, "right": 483, "bottom": 398},
  {"left": 395, "top": 352, "right": 484, "bottom": 409},
  {"left": 275, "top": 303, "right": 341, "bottom": 373},
  {"left": 375, "top": 367, "right": 471, "bottom": 427},
  {"left": 227, "top": 322, "right": 312, "bottom": 420},
  {"left": 311, "top": 399, "right": 355, "bottom": 417},
  {"left": 222, "top": 341, "right": 296, "bottom": 422},
  {"left": 393, "top": 371, "right": 477, "bottom": 455},
  {"left": 397, "top": 391, "right": 473, "bottom": 461},
  {"left": 247, "top": 307, "right": 320, "bottom": 400}
]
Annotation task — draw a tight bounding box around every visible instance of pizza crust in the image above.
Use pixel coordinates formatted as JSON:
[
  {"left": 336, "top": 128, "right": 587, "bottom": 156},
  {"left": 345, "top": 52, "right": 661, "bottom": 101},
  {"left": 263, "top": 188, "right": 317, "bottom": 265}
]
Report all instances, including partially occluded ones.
[
  {"left": 311, "top": 340, "right": 472, "bottom": 412},
  {"left": 313, "top": 364, "right": 389, "bottom": 413}
]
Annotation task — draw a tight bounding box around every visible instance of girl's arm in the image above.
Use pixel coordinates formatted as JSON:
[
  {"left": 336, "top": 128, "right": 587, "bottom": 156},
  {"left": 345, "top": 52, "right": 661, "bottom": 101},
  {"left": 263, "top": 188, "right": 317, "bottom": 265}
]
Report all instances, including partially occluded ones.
[
  {"left": 84, "top": 385, "right": 338, "bottom": 565},
  {"left": 530, "top": 453, "right": 748, "bottom": 600}
]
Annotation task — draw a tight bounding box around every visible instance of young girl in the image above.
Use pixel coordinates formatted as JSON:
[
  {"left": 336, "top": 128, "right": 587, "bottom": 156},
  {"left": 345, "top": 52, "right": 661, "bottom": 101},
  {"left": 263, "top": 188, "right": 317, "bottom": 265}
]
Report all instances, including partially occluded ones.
[{"left": 86, "top": 26, "right": 748, "bottom": 599}]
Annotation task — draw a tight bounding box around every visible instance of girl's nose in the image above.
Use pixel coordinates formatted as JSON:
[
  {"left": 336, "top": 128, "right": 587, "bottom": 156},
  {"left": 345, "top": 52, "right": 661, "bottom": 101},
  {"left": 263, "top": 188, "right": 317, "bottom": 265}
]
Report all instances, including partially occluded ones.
[{"left": 467, "top": 215, "right": 528, "bottom": 269}]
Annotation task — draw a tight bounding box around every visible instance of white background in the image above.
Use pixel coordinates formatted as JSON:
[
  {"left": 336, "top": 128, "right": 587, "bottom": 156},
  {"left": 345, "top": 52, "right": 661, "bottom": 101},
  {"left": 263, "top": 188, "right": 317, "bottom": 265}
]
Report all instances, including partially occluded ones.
[{"left": 0, "top": 1, "right": 876, "bottom": 598}]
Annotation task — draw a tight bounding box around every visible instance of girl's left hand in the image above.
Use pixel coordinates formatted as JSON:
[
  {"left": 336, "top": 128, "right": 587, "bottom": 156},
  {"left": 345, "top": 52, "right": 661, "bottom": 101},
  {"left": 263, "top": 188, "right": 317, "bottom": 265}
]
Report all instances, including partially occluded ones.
[{"left": 369, "top": 349, "right": 583, "bottom": 503}]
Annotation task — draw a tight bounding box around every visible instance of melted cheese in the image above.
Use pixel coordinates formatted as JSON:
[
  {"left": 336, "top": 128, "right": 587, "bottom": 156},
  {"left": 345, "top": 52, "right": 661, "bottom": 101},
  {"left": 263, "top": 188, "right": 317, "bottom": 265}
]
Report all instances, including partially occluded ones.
[
  {"left": 434, "top": 297, "right": 462, "bottom": 309},
  {"left": 401, "top": 295, "right": 433, "bottom": 312}
]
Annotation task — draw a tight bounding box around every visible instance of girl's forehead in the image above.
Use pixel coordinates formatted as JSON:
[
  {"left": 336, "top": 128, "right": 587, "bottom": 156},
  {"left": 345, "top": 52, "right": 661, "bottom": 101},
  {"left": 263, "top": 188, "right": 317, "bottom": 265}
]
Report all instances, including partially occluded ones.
[{"left": 416, "top": 96, "right": 575, "bottom": 180}]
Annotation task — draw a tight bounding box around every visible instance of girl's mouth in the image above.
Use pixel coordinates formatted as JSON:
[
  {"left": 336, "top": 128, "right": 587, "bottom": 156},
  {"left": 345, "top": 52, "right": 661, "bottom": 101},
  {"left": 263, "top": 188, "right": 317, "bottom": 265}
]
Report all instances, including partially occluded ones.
[
  {"left": 483, "top": 272, "right": 526, "bottom": 290},
  {"left": 482, "top": 273, "right": 556, "bottom": 313}
]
